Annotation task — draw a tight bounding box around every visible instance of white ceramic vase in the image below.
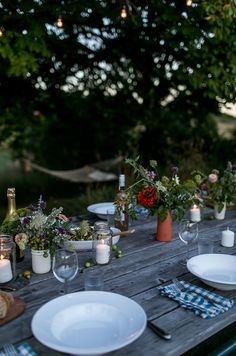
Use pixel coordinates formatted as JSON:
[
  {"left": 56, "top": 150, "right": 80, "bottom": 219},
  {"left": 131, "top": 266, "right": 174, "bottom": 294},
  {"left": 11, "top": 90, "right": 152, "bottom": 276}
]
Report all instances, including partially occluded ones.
[
  {"left": 31, "top": 249, "right": 51, "bottom": 274},
  {"left": 214, "top": 202, "right": 226, "bottom": 220}
]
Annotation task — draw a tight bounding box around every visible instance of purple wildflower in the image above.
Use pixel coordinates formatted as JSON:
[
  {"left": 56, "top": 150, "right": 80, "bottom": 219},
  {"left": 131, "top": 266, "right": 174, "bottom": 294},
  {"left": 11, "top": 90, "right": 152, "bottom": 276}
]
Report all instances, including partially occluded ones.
[
  {"left": 148, "top": 171, "right": 156, "bottom": 179},
  {"left": 22, "top": 216, "right": 31, "bottom": 225},
  {"left": 171, "top": 166, "right": 179, "bottom": 174}
]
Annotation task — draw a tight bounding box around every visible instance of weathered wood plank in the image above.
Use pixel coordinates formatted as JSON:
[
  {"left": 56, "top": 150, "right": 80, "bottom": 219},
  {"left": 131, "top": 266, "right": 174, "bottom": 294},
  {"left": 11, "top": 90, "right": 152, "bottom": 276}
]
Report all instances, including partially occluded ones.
[{"left": 1, "top": 210, "right": 236, "bottom": 355}]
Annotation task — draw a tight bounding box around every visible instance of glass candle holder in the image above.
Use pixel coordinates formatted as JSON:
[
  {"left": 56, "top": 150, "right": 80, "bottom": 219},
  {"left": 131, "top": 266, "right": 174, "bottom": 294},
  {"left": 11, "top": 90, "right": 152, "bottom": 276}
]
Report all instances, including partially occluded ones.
[
  {"left": 92, "top": 228, "right": 112, "bottom": 265},
  {"left": 0, "top": 234, "right": 16, "bottom": 284}
]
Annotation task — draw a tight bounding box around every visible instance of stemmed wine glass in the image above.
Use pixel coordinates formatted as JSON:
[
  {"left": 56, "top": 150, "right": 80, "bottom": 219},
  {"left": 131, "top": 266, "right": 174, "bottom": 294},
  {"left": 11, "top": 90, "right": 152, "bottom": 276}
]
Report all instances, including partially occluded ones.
[
  {"left": 178, "top": 219, "right": 198, "bottom": 264},
  {"left": 52, "top": 249, "right": 79, "bottom": 294}
]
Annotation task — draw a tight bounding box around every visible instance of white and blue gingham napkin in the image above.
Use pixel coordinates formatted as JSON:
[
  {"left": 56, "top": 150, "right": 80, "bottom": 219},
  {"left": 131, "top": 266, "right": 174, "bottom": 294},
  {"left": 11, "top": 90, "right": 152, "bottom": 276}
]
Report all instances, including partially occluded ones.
[
  {"left": 17, "top": 343, "right": 38, "bottom": 356},
  {"left": 159, "top": 280, "right": 234, "bottom": 319}
]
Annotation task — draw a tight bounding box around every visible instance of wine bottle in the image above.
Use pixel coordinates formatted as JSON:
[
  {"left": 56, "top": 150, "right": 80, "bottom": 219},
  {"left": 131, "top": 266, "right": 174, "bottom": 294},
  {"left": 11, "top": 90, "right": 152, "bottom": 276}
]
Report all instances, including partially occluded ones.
[
  {"left": 114, "top": 174, "right": 129, "bottom": 231},
  {"left": 4, "top": 188, "right": 24, "bottom": 262}
]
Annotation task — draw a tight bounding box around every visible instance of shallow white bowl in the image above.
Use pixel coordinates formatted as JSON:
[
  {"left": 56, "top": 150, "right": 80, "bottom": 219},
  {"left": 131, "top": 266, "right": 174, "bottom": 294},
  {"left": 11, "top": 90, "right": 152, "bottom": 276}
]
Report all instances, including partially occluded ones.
[
  {"left": 187, "top": 254, "right": 236, "bottom": 290},
  {"left": 31, "top": 291, "right": 147, "bottom": 355},
  {"left": 87, "top": 202, "right": 115, "bottom": 220},
  {"left": 65, "top": 227, "right": 120, "bottom": 251}
]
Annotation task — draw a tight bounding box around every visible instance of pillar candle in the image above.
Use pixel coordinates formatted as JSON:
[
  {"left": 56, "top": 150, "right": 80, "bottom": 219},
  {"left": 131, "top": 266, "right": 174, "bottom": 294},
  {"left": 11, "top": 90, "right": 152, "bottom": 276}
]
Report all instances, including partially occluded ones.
[
  {"left": 221, "top": 227, "right": 234, "bottom": 247},
  {"left": 190, "top": 205, "right": 201, "bottom": 222},
  {"left": 95, "top": 240, "right": 110, "bottom": 264},
  {"left": 0, "top": 257, "right": 13, "bottom": 283}
]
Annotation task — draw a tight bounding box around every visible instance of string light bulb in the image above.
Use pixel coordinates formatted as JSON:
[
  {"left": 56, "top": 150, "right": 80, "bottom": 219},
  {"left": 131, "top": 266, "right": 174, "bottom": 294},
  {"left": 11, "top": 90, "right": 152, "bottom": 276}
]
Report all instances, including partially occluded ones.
[
  {"left": 186, "top": 0, "right": 192, "bottom": 6},
  {"left": 56, "top": 16, "right": 63, "bottom": 28},
  {"left": 120, "top": 6, "right": 128, "bottom": 19},
  {"left": 0, "top": 27, "right": 5, "bottom": 37}
]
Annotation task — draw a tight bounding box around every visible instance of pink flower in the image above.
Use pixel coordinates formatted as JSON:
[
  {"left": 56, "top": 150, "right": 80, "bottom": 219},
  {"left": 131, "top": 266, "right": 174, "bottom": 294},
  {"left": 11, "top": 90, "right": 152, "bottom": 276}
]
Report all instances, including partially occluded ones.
[{"left": 208, "top": 173, "right": 218, "bottom": 183}]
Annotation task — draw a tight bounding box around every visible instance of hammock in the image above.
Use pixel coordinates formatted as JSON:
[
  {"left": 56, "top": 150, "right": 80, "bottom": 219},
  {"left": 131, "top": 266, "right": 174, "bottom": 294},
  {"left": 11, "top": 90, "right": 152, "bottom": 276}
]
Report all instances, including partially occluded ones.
[{"left": 25, "top": 157, "right": 121, "bottom": 183}]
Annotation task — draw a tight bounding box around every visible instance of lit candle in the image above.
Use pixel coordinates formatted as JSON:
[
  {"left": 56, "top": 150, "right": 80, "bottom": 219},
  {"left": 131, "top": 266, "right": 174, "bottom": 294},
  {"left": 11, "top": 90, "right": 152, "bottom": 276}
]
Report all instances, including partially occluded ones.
[
  {"left": 190, "top": 205, "right": 201, "bottom": 222},
  {"left": 95, "top": 239, "right": 110, "bottom": 265},
  {"left": 221, "top": 227, "right": 234, "bottom": 247},
  {"left": 0, "top": 255, "right": 13, "bottom": 283}
]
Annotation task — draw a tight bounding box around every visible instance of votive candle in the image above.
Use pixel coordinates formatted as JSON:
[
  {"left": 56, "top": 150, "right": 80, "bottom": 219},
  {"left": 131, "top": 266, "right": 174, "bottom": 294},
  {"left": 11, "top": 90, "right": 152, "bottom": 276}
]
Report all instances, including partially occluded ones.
[
  {"left": 190, "top": 205, "right": 201, "bottom": 222},
  {"left": 95, "top": 239, "right": 110, "bottom": 264},
  {"left": 221, "top": 227, "right": 234, "bottom": 247},
  {"left": 0, "top": 255, "right": 13, "bottom": 283}
]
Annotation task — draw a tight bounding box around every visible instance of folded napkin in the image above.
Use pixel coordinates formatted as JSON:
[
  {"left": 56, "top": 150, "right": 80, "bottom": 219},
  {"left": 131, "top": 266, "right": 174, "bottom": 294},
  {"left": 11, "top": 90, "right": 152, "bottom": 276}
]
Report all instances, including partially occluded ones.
[
  {"left": 17, "top": 343, "right": 38, "bottom": 356},
  {"left": 159, "top": 280, "right": 234, "bottom": 319}
]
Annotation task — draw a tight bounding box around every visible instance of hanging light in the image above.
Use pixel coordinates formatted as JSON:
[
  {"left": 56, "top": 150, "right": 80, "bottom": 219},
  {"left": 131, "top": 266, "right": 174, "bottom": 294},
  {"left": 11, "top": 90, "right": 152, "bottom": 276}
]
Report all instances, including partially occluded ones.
[
  {"left": 186, "top": 0, "right": 192, "bottom": 6},
  {"left": 56, "top": 16, "right": 63, "bottom": 28},
  {"left": 120, "top": 6, "right": 128, "bottom": 19}
]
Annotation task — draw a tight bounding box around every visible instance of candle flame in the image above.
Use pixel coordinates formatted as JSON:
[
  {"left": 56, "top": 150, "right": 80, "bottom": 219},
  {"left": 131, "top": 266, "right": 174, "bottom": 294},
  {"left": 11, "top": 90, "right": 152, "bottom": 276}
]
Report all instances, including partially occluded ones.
[{"left": 0, "top": 255, "right": 4, "bottom": 260}]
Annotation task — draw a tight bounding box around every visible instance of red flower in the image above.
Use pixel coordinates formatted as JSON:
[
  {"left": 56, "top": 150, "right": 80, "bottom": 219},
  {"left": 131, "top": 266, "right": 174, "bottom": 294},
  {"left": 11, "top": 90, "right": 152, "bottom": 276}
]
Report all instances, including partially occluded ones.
[{"left": 138, "top": 186, "right": 158, "bottom": 207}]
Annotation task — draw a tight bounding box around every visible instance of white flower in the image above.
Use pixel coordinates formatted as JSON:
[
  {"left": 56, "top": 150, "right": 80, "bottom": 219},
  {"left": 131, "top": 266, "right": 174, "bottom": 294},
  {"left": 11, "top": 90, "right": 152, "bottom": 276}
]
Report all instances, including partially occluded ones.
[
  {"left": 173, "top": 174, "right": 180, "bottom": 185},
  {"left": 15, "top": 233, "right": 28, "bottom": 250},
  {"left": 30, "top": 211, "right": 47, "bottom": 230}
]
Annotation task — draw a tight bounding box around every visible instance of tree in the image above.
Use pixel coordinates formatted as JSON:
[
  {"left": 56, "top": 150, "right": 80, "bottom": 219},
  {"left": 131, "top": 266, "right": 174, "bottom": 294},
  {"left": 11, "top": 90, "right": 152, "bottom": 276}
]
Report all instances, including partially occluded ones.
[{"left": 0, "top": 0, "right": 235, "bottom": 169}]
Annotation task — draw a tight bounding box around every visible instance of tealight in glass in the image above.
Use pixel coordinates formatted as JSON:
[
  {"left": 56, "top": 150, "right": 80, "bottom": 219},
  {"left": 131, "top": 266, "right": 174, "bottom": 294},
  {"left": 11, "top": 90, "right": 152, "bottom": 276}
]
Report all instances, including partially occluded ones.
[
  {"left": 0, "top": 234, "right": 16, "bottom": 284},
  {"left": 92, "top": 227, "right": 112, "bottom": 265}
]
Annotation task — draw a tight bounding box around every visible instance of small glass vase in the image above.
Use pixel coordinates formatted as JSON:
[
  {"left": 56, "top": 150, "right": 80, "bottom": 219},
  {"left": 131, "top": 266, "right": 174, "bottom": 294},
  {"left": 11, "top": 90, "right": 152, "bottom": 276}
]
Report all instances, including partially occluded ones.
[
  {"left": 156, "top": 211, "right": 172, "bottom": 242},
  {"left": 214, "top": 202, "right": 226, "bottom": 220},
  {"left": 31, "top": 249, "right": 51, "bottom": 274}
]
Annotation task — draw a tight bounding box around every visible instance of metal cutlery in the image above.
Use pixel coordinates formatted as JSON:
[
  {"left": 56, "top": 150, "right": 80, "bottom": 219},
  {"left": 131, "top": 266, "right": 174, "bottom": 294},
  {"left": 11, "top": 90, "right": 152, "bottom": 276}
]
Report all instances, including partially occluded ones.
[
  {"left": 3, "top": 344, "right": 18, "bottom": 356},
  {"left": 172, "top": 278, "right": 217, "bottom": 306},
  {"left": 147, "top": 320, "right": 171, "bottom": 340}
]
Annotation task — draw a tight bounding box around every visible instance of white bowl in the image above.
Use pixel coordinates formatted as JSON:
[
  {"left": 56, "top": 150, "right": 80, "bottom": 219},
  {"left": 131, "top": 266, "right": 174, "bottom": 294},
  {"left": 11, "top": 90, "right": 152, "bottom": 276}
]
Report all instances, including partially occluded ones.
[
  {"left": 187, "top": 254, "right": 236, "bottom": 290},
  {"left": 65, "top": 227, "right": 120, "bottom": 251},
  {"left": 87, "top": 202, "right": 115, "bottom": 220},
  {"left": 32, "top": 291, "right": 147, "bottom": 355}
]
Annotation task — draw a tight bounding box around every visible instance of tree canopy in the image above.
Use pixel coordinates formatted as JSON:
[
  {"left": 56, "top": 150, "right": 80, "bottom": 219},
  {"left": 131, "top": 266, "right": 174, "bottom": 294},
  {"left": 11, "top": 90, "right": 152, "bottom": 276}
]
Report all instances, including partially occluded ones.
[{"left": 0, "top": 0, "right": 236, "bottom": 170}]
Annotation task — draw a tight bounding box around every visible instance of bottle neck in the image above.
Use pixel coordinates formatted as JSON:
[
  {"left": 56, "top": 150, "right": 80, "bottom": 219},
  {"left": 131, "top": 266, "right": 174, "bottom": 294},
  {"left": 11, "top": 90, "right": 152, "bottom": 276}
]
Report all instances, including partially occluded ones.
[
  {"left": 118, "top": 175, "right": 125, "bottom": 191},
  {"left": 5, "top": 188, "right": 17, "bottom": 220}
]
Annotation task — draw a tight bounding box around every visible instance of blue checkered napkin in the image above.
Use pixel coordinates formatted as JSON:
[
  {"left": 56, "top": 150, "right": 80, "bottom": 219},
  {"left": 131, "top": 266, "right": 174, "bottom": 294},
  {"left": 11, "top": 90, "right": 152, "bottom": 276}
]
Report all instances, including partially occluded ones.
[
  {"left": 159, "top": 280, "right": 234, "bottom": 319},
  {"left": 17, "top": 343, "right": 38, "bottom": 356}
]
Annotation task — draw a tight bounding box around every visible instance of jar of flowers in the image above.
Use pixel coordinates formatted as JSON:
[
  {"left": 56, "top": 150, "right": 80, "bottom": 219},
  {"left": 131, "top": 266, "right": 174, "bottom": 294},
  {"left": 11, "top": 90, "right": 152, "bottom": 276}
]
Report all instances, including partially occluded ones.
[
  {"left": 126, "top": 157, "right": 198, "bottom": 242},
  {"left": 14, "top": 196, "right": 70, "bottom": 273},
  {"left": 197, "top": 162, "right": 236, "bottom": 220}
]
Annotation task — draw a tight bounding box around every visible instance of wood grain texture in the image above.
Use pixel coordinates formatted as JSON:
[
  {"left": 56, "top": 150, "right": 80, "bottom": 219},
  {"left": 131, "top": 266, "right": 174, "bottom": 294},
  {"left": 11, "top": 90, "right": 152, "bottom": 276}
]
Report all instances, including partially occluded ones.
[{"left": 1, "top": 209, "right": 236, "bottom": 355}]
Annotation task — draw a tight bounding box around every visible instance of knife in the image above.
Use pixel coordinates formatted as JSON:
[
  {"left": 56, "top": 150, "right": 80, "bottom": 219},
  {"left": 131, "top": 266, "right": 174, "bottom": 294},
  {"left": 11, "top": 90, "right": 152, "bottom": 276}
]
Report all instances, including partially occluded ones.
[
  {"left": 147, "top": 320, "right": 171, "bottom": 340},
  {"left": 0, "top": 286, "right": 16, "bottom": 291}
]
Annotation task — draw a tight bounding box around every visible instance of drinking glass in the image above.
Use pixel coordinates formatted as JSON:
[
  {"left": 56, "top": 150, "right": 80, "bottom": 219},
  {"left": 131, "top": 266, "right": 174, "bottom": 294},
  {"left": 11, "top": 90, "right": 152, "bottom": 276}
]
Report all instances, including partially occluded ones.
[
  {"left": 178, "top": 220, "right": 198, "bottom": 263},
  {"left": 52, "top": 249, "right": 79, "bottom": 294}
]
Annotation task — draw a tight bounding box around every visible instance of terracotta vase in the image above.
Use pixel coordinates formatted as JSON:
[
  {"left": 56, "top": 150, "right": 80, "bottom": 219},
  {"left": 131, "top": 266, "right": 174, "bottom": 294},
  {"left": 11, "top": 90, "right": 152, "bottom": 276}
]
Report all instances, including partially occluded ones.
[{"left": 156, "top": 211, "right": 172, "bottom": 242}]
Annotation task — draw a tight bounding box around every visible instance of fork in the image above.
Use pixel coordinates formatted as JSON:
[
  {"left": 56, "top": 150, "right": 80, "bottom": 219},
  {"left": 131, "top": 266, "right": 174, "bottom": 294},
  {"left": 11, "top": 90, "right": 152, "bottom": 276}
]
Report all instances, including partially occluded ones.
[
  {"left": 3, "top": 344, "right": 18, "bottom": 356},
  {"left": 172, "top": 278, "right": 218, "bottom": 306}
]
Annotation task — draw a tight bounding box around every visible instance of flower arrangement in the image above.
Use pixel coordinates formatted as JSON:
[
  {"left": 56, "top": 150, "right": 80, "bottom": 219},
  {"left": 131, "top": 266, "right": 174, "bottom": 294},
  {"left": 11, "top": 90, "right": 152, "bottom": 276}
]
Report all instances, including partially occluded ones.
[
  {"left": 194, "top": 162, "right": 236, "bottom": 213},
  {"left": 13, "top": 196, "right": 70, "bottom": 256},
  {"left": 126, "top": 157, "right": 198, "bottom": 221}
]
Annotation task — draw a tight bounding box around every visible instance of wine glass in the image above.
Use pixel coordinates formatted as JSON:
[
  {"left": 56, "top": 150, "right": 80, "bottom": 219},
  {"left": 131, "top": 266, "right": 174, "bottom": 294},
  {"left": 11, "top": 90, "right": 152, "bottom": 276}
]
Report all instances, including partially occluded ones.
[
  {"left": 52, "top": 249, "right": 79, "bottom": 294},
  {"left": 178, "top": 220, "right": 198, "bottom": 263}
]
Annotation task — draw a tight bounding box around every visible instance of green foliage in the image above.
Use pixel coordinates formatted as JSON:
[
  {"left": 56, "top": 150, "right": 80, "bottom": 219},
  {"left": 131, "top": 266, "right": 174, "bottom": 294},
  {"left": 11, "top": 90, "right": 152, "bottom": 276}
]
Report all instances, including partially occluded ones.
[{"left": 0, "top": 1, "right": 235, "bottom": 169}]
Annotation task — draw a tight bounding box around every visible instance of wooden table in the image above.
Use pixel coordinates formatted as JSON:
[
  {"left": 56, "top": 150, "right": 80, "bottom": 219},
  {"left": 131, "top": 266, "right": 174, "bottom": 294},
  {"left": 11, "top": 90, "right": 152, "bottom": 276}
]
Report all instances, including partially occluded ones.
[{"left": 1, "top": 210, "right": 236, "bottom": 355}]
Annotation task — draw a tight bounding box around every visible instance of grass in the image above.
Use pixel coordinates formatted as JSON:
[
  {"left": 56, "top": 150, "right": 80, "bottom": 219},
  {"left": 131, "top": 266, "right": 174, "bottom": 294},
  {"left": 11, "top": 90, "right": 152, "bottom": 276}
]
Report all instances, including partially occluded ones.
[{"left": 0, "top": 148, "right": 117, "bottom": 221}]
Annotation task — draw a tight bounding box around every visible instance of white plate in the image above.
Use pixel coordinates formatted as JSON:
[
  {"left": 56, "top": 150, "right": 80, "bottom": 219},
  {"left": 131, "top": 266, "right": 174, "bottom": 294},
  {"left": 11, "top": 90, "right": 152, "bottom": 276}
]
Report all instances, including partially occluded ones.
[
  {"left": 31, "top": 291, "right": 147, "bottom": 355},
  {"left": 65, "top": 227, "right": 120, "bottom": 251},
  {"left": 87, "top": 202, "right": 115, "bottom": 219},
  {"left": 187, "top": 254, "right": 236, "bottom": 290}
]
